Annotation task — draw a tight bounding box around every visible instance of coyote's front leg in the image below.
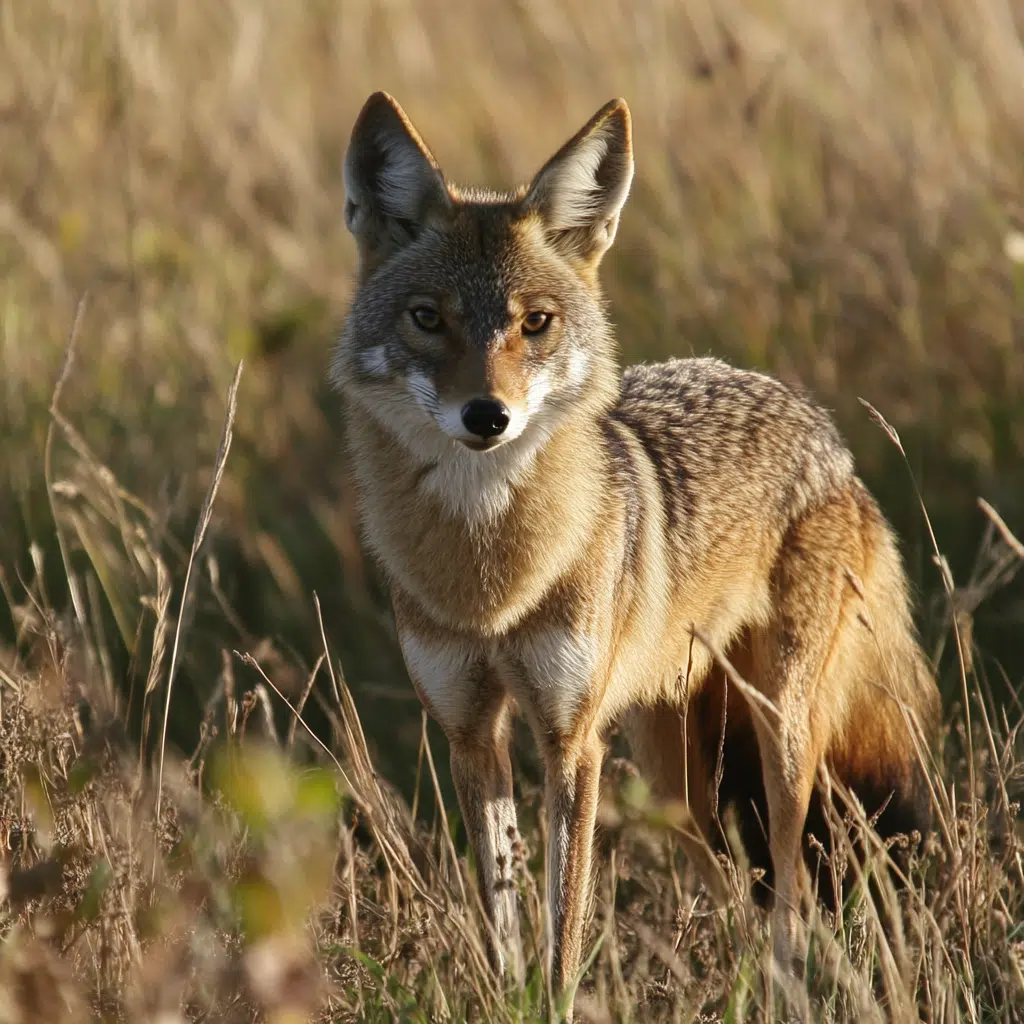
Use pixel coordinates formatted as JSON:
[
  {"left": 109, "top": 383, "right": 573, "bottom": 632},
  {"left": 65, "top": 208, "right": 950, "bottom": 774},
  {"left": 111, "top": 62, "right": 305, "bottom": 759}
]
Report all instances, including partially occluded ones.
[
  {"left": 543, "top": 734, "right": 604, "bottom": 1018},
  {"left": 448, "top": 697, "right": 525, "bottom": 984},
  {"left": 395, "top": 602, "right": 525, "bottom": 983}
]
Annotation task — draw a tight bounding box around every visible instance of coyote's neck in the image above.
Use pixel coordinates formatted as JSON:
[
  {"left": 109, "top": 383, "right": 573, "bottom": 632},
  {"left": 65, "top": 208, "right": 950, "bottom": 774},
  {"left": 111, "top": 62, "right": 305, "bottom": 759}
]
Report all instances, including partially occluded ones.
[{"left": 348, "top": 400, "right": 612, "bottom": 636}]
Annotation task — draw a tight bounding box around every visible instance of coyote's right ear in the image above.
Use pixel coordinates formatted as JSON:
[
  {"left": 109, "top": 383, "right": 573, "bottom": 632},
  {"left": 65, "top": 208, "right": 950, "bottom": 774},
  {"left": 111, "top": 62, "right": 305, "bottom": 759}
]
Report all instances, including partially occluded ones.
[
  {"left": 343, "top": 92, "right": 449, "bottom": 263},
  {"left": 525, "top": 98, "right": 634, "bottom": 269}
]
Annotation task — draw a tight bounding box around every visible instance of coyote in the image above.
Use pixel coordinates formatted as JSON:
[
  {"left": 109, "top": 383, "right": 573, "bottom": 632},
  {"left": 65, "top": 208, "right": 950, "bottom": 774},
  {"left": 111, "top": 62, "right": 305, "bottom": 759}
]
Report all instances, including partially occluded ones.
[{"left": 332, "top": 92, "right": 940, "bottom": 1016}]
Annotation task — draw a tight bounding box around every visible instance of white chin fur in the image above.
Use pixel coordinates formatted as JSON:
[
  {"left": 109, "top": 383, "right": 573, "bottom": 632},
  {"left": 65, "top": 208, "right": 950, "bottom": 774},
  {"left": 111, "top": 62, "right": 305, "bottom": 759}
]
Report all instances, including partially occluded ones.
[{"left": 358, "top": 370, "right": 565, "bottom": 523}]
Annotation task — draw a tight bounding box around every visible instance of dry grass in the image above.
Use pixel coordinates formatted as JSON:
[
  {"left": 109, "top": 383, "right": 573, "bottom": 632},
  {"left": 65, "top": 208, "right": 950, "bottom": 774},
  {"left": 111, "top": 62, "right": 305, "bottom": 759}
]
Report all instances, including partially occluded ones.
[
  {"left": 1, "top": 0, "right": 1023, "bottom": 1020},
  {"left": 0, "top": 466, "right": 1022, "bottom": 1023}
]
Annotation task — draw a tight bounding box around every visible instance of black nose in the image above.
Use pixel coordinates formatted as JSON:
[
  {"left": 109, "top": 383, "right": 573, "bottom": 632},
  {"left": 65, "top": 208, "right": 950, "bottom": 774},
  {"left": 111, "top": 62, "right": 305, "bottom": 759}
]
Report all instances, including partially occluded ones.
[{"left": 461, "top": 398, "right": 510, "bottom": 439}]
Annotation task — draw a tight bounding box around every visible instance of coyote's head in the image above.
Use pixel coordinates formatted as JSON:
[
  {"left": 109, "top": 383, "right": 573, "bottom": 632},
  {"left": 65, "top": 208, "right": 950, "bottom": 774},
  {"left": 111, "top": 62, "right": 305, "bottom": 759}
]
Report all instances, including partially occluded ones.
[{"left": 333, "top": 93, "right": 633, "bottom": 467}]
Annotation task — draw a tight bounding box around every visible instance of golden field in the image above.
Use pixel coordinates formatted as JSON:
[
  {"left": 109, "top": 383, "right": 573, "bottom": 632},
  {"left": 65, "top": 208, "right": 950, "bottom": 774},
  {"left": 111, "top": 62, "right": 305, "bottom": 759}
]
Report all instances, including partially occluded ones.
[{"left": 0, "top": 1, "right": 1022, "bottom": 1020}]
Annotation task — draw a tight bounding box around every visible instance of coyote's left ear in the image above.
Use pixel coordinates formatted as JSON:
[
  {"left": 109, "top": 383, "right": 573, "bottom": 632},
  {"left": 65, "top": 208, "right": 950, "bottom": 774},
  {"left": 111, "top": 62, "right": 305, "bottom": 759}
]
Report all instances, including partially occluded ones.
[{"left": 524, "top": 99, "right": 633, "bottom": 267}]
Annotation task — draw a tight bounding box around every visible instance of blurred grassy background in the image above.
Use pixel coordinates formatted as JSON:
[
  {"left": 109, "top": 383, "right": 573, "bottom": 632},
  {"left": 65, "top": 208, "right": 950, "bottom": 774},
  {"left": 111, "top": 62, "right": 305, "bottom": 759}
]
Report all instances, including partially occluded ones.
[{"left": 2, "top": 0, "right": 1022, "bottom": 796}]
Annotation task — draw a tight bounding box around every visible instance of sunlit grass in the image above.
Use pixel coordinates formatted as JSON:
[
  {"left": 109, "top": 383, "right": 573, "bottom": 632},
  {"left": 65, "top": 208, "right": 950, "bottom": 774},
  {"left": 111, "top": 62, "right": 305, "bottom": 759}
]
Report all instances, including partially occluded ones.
[{"left": 1, "top": 0, "right": 1023, "bottom": 1020}]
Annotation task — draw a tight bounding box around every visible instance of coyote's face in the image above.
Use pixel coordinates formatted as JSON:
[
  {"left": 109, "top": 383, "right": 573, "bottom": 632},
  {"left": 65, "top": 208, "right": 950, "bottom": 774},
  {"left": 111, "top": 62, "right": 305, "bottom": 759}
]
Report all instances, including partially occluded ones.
[{"left": 334, "top": 94, "right": 633, "bottom": 469}]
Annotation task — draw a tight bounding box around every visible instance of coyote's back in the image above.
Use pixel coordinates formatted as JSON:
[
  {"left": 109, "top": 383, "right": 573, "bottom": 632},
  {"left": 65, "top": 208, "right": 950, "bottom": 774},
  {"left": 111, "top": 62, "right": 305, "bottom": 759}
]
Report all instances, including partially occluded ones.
[{"left": 332, "top": 91, "right": 941, "bottom": 1019}]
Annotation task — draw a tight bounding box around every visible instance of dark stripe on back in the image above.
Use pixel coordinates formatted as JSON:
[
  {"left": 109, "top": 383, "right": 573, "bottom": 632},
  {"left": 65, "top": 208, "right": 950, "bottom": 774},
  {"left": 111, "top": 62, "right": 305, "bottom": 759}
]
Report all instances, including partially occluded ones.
[
  {"left": 601, "top": 418, "right": 645, "bottom": 605},
  {"left": 609, "top": 406, "right": 696, "bottom": 551}
]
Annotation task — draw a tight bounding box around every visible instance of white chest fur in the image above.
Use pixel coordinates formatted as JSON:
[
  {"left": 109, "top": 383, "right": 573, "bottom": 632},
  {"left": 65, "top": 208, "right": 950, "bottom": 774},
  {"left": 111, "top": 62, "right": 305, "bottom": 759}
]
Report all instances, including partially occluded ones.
[
  {"left": 502, "top": 626, "right": 598, "bottom": 735},
  {"left": 396, "top": 622, "right": 600, "bottom": 738},
  {"left": 397, "top": 629, "right": 480, "bottom": 733}
]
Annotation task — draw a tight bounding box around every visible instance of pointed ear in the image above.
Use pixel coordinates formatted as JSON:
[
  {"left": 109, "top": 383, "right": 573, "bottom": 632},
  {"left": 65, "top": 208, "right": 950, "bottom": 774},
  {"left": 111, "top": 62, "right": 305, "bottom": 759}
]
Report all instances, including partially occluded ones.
[
  {"left": 343, "top": 92, "right": 449, "bottom": 262},
  {"left": 524, "top": 99, "right": 634, "bottom": 267}
]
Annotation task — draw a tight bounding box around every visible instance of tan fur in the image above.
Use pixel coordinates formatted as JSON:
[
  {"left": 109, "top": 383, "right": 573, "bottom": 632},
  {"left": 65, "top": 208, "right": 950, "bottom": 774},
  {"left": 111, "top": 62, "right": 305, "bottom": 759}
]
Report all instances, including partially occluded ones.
[{"left": 333, "top": 93, "right": 941, "bottom": 1018}]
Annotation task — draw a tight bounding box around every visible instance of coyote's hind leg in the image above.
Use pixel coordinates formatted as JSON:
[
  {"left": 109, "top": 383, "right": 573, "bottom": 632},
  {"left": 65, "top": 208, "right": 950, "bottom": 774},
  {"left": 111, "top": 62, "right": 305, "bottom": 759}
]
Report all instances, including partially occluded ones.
[{"left": 751, "top": 488, "right": 866, "bottom": 969}]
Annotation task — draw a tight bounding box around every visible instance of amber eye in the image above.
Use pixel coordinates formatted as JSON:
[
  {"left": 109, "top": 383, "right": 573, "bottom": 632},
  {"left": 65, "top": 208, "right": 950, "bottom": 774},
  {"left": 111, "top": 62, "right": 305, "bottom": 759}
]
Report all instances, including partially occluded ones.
[
  {"left": 410, "top": 306, "right": 443, "bottom": 332},
  {"left": 522, "top": 311, "right": 552, "bottom": 336}
]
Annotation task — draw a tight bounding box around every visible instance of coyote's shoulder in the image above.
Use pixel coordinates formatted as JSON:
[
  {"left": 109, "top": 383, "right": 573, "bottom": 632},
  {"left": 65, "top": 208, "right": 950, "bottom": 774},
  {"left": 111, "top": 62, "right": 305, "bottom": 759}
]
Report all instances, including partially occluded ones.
[{"left": 334, "top": 91, "right": 941, "bottom": 1020}]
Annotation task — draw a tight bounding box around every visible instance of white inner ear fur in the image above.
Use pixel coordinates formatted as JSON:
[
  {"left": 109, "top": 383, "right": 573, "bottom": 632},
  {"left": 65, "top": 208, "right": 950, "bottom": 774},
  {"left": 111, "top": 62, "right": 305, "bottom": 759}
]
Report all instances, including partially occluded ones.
[
  {"left": 344, "top": 127, "right": 442, "bottom": 227},
  {"left": 539, "top": 122, "right": 633, "bottom": 233},
  {"left": 374, "top": 131, "right": 437, "bottom": 219}
]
